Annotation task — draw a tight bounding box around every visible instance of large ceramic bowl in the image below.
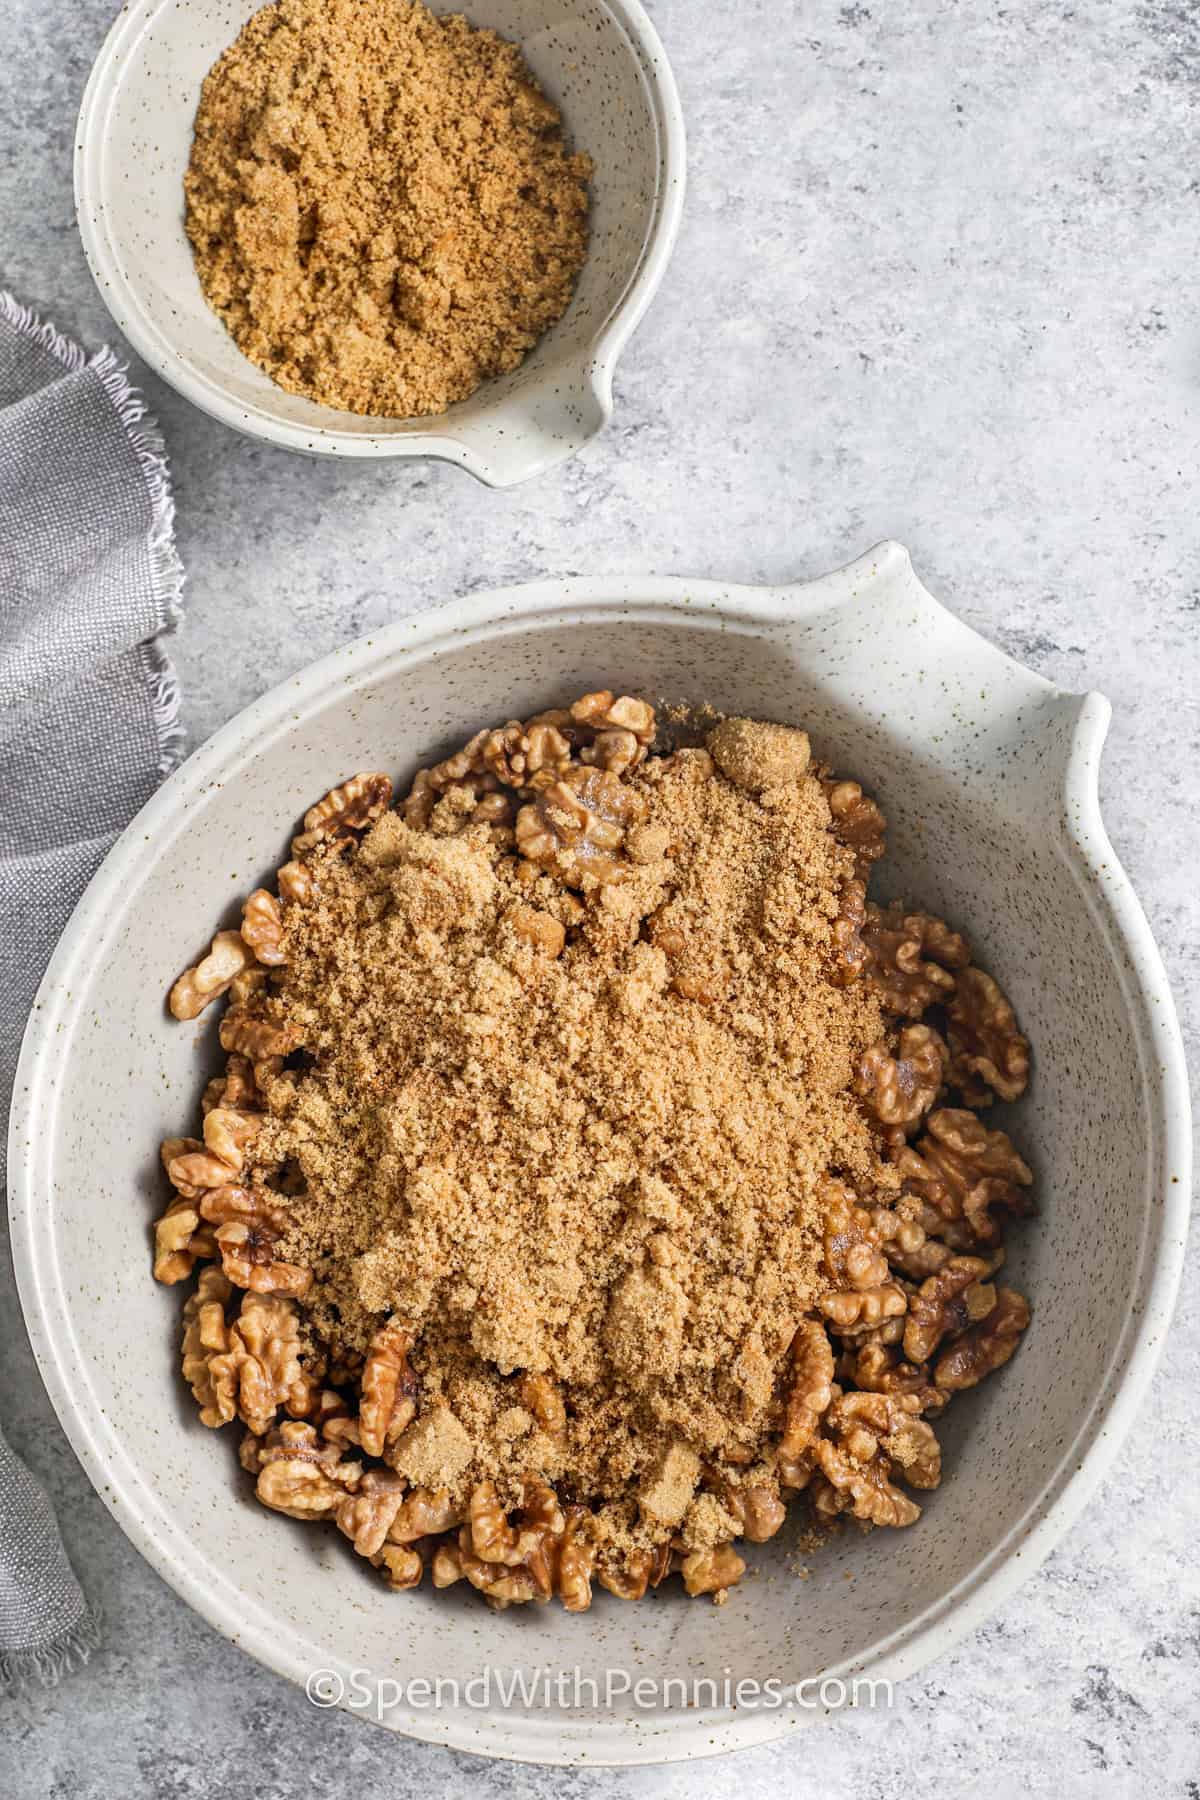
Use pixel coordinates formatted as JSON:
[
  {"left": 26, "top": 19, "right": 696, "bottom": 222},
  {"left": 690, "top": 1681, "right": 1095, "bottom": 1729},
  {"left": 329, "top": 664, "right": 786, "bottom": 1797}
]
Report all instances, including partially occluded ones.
[
  {"left": 8, "top": 544, "right": 1190, "bottom": 1765},
  {"left": 74, "top": 0, "right": 684, "bottom": 485}
]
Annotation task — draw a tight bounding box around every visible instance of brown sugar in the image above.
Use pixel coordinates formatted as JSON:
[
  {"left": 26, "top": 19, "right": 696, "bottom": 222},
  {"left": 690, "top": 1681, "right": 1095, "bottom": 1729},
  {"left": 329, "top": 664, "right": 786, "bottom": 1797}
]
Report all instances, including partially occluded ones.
[
  {"left": 252, "top": 713, "right": 890, "bottom": 1562},
  {"left": 184, "top": 0, "right": 591, "bottom": 417}
]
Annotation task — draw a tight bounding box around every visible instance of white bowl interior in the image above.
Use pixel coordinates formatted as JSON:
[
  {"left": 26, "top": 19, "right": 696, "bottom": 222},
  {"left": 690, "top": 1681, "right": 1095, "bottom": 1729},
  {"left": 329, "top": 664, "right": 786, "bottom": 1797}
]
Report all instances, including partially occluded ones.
[
  {"left": 14, "top": 565, "right": 1176, "bottom": 1761},
  {"left": 80, "top": 0, "right": 672, "bottom": 466}
]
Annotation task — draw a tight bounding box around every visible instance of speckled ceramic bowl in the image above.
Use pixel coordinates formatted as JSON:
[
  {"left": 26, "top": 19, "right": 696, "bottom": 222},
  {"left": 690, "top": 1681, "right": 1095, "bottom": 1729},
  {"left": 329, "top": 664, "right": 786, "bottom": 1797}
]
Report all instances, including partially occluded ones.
[
  {"left": 74, "top": 0, "right": 684, "bottom": 485},
  {"left": 9, "top": 544, "right": 1190, "bottom": 1765}
]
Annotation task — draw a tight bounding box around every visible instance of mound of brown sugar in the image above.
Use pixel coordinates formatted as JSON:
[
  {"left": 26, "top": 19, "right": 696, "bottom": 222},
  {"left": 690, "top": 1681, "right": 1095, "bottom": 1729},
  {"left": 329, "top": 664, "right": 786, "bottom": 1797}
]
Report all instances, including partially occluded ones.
[
  {"left": 184, "top": 0, "right": 591, "bottom": 417},
  {"left": 254, "top": 720, "right": 892, "bottom": 1556}
]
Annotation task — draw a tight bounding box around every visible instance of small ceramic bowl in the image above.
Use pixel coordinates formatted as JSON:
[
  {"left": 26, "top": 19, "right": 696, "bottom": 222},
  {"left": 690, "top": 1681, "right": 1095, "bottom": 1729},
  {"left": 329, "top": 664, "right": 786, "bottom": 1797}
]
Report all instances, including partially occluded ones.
[
  {"left": 74, "top": 0, "right": 685, "bottom": 485},
  {"left": 9, "top": 545, "right": 1190, "bottom": 1765}
]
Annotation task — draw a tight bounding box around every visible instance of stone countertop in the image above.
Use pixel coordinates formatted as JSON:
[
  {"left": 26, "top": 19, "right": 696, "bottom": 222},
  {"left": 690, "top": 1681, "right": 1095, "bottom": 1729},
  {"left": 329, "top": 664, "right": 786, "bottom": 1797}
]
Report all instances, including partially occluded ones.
[{"left": 1, "top": 0, "right": 1197, "bottom": 1793}]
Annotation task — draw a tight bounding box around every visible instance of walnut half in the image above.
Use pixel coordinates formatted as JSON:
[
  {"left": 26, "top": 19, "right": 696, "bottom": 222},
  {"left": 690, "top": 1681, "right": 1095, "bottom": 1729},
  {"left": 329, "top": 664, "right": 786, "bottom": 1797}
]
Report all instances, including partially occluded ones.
[
  {"left": 515, "top": 765, "right": 646, "bottom": 887},
  {"left": 935, "top": 1287, "right": 1030, "bottom": 1391},
  {"left": 855, "top": 1023, "right": 948, "bottom": 1133},
  {"left": 947, "top": 966, "right": 1031, "bottom": 1104},
  {"left": 862, "top": 902, "right": 969, "bottom": 1017}
]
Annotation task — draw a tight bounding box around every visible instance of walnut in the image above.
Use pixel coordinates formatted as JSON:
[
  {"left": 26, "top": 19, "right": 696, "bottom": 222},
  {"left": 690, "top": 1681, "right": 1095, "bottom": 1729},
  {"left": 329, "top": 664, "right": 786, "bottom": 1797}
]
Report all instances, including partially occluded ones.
[
  {"left": 898, "top": 1193, "right": 993, "bottom": 1259},
  {"left": 893, "top": 1107, "right": 1033, "bottom": 1247},
  {"left": 218, "top": 1052, "right": 274, "bottom": 1112},
  {"left": 848, "top": 1312, "right": 907, "bottom": 1349},
  {"left": 521, "top": 707, "right": 574, "bottom": 734},
  {"left": 153, "top": 1197, "right": 213, "bottom": 1283},
  {"left": 812, "top": 1392, "right": 924, "bottom": 1528},
  {"left": 822, "top": 777, "right": 887, "bottom": 880},
  {"left": 861, "top": 902, "right": 970, "bottom": 1016},
  {"left": 820, "top": 1179, "right": 888, "bottom": 1290},
  {"left": 508, "top": 905, "right": 566, "bottom": 957},
  {"left": 469, "top": 789, "right": 517, "bottom": 830},
  {"left": 679, "top": 1543, "right": 745, "bottom": 1600},
  {"left": 279, "top": 1359, "right": 326, "bottom": 1421},
  {"left": 399, "top": 769, "right": 436, "bottom": 829},
  {"left": 292, "top": 772, "right": 392, "bottom": 854},
  {"left": 821, "top": 1281, "right": 908, "bottom": 1337},
  {"left": 200, "top": 1079, "right": 226, "bottom": 1116},
  {"left": 903, "top": 1255, "right": 998, "bottom": 1364},
  {"left": 308, "top": 1387, "right": 361, "bottom": 1449},
  {"left": 882, "top": 1413, "right": 942, "bottom": 1488},
  {"left": 855, "top": 1024, "right": 948, "bottom": 1132},
  {"left": 276, "top": 859, "right": 315, "bottom": 905},
  {"left": 195, "top": 1180, "right": 289, "bottom": 1234},
  {"left": 842, "top": 1339, "right": 944, "bottom": 1414},
  {"left": 479, "top": 719, "right": 575, "bottom": 787},
  {"left": 252, "top": 1420, "right": 361, "bottom": 1518},
  {"left": 358, "top": 1320, "right": 419, "bottom": 1457},
  {"left": 163, "top": 1134, "right": 210, "bottom": 1198},
  {"left": 168, "top": 929, "right": 252, "bottom": 1020},
  {"left": 212, "top": 1209, "right": 311, "bottom": 1299},
  {"left": 335, "top": 1468, "right": 408, "bottom": 1557},
  {"left": 241, "top": 889, "right": 286, "bottom": 966},
  {"left": 826, "top": 1389, "right": 919, "bottom": 1455},
  {"left": 946, "top": 966, "right": 1030, "bottom": 1104},
  {"left": 385, "top": 1486, "right": 464, "bottom": 1543},
  {"left": 441, "top": 1490, "right": 583, "bottom": 1608},
  {"left": 817, "top": 1181, "right": 907, "bottom": 1335},
  {"left": 218, "top": 1000, "right": 302, "bottom": 1061},
  {"left": 229, "top": 966, "right": 269, "bottom": 1005},
  {"left": 180, "top": 1266, "right": 235, "bottom": 1424},
  {"left": 425, "top": 729, "right": 492, "bottom": 788},
  {"left": 596, "top": 1542, "right": 672, "bottom": 1601},
  {"left": 830, "top": 877, "right": 870, "bottom": 987},
  {"left": 514, "top": 765, "right": 646, "bottom": 887},
  {"left": 400, "top": 715, "right": 581, "bottom": 834},
  {"left": 552, "top": 1505, "right": 596, "bottom": 1612},
  {"left": 375, "top": 1544, "right": 424, "bottom": 1589},
  {"left": 520, "top": 1513, "right": 572, "bottom": 1604},
  {"left": 411, "top": 774, "right": 508, "bottom": 842},
  {"left": 197, "top": 1101, "right": 264, "bottom": 1173},
  {"left": 430, "top": 1541, "right": 467, "bottom": 1588},
  {"left": 721, "top": 1483, "right": 787, "bottom": 1543},
  {"left": 222, "top": 1291, "right": 317, "bottom": 1431},
  {"left": 480, "top": 722, "right": 532, "bottom": 787},
  {"left": 935, "top": 1287, "right": 1030, "bottom": 1391},
  {"left": 778, "top": 1319, "right": 835, "bottom": 1474},
  {"left": 517, "top": 1371, "right": 567, "bottom": 1435},
  {"left": 441, "top": 1534, "right": 541, "bottom": 1609},
  {"left": 570, "top": 690, "right": 656, "bottom": 765},
  {"left": 580, "top": 728, "right": 643, "bottom": 776},
  {"left": 182, "top": 1280, "right": 313, "bottom": 1434},
  {"left": 468, "top": 1477, "right": 564, "bottom": 1566},
  {"left": 522, "top": 718, "right": 577, "bottom": 775},
  {"left": 238, "top": 1428, "right": 266, "bottom": 1473},
  {"left": 870, "top": 1203, "right": 943, "bottom": 1278},
  {"left": 166, "top": 1106, "right": 264, "bottom": 1192}
]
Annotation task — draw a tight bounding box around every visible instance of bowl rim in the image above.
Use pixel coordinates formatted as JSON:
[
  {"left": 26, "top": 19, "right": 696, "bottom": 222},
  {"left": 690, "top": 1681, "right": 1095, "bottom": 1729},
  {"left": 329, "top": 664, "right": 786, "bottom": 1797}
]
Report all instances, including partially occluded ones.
[
  {"left": 7, "top": 544, "right": 1192, "bottom": 1764},
  {"left": 73, "top": 0, "right": 686, "bottom": 484}
]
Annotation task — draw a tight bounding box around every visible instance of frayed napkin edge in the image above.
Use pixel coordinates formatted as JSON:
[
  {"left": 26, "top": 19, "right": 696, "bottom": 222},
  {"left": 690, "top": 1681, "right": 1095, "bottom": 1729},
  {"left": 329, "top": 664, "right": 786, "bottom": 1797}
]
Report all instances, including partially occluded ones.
[
  {"left": 0, "top": 288, "right": 184, "bottom": 1698},
  {"left": 0, "top": 288, "right": 187, "bottom": 778},
  {"left": 0, "top": 1603, "right": 103, "bottom": 1697}
]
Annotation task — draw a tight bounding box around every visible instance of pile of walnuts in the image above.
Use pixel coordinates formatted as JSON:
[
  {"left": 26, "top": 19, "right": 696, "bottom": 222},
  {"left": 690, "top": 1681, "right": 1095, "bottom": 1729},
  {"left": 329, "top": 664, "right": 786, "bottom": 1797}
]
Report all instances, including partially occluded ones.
[{"left": 152, "top": 698, "right": 1033, "bottom": 1610}]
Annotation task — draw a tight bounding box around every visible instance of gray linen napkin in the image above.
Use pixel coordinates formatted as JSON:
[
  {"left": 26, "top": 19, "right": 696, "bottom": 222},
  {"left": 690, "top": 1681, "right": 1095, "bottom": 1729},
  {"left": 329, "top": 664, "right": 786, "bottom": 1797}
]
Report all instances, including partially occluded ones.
[{"left": 0, "top": 290, "right": 185, "bottom": 1688}]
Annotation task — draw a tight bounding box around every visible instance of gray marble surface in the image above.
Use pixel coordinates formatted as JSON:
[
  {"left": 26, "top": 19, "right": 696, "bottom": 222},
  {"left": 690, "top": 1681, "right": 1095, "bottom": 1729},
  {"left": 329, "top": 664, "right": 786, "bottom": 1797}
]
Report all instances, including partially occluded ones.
[{"left": 2, "top": 0, "right": 1198, "bottom": 1792}]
